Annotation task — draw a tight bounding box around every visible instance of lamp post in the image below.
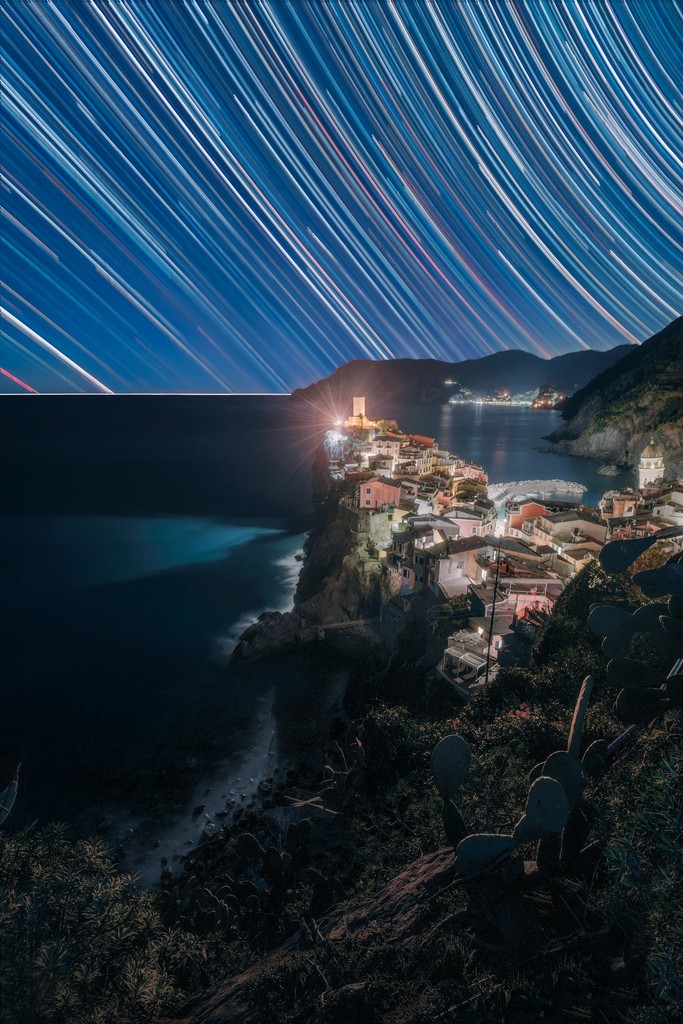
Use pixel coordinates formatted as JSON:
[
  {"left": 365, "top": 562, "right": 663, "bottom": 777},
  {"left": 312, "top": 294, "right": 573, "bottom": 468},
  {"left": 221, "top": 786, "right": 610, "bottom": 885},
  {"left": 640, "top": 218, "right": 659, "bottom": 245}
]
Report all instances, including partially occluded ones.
[{"left": 484, "top": 537, "right": 503, "bottom": 687}]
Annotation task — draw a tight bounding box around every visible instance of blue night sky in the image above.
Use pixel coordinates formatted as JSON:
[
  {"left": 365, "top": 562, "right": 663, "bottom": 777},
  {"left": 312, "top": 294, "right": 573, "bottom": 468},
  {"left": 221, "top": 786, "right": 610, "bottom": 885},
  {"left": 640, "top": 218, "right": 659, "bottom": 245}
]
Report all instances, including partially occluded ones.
[{"left": 1, "top": 1, "right": 681, "bottom": 394}]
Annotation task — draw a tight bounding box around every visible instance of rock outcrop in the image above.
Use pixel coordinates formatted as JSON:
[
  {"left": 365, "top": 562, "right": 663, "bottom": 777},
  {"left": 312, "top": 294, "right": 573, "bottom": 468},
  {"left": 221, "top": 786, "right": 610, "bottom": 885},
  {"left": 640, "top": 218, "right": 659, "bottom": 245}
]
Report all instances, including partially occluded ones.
[
  {"left": 231, "top": 610, "right": 301, "bottom": 662},
  {"left": 166, "top": 847, "right": 457, "bottom": 1024},
  {"left": 548, "top": 317, "right": 683, "bottom": 475},
  {"left": 295, "top": 506, "right": 384, "bottom": 625},
  {"left": 233, "top": 449, "right": 385, "bottom": 658}
]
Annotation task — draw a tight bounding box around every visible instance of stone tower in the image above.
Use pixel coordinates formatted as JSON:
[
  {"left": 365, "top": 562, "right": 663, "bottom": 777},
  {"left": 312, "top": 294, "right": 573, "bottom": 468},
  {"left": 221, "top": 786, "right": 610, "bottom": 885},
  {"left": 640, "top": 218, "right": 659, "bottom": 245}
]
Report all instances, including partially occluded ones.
[
  {"left": 353, "top": 396, "right": 366, "bottom": 420},
  {"left": 638, "top": 437, "right": 665, "bottom": 489}
]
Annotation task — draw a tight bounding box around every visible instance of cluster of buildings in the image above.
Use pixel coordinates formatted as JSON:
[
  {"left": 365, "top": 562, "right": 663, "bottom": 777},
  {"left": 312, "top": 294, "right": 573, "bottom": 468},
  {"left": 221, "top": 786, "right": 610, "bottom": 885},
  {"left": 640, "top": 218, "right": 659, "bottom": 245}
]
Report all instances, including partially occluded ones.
[{"left": 325, "top": 404, "right": 680, "bottom": 700}]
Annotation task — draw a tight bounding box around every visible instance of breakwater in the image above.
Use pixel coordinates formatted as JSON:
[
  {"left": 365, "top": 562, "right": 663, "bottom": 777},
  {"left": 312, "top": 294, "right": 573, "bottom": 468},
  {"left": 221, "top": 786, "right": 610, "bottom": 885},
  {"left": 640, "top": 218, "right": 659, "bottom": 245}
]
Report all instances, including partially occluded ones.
[{"left": 487, "top": 479, "right": 587, "bottom": 505}]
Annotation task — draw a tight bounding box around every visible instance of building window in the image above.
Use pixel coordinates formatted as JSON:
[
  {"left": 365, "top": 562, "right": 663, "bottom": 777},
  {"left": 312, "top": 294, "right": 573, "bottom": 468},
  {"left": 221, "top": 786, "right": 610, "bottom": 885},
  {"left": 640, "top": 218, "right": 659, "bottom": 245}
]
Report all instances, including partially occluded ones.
[
  {"left": 365, "top": 499, "right": 371, "bottom": 506},
  {"left": 456, "top": 561, "right": 464, "bottom": 569},
  {"left": 365, "top": 487, "right": 371, "bottom": 494},
  {"left": 472, "top": 527, "right": 477, "bottom": 534},
  {"left": 403, "top": 569, "right": 409, "bottom": 577}
]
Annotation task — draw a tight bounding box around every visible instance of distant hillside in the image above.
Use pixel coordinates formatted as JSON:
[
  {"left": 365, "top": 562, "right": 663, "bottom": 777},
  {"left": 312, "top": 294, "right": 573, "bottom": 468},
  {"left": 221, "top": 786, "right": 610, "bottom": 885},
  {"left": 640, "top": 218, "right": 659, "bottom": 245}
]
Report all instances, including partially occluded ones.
[
  {"left": 547, "top": 317, "right": 683, "bottom": 475},
  {"left": 292, "top": 345, "right": 632, "bottom": 411}
]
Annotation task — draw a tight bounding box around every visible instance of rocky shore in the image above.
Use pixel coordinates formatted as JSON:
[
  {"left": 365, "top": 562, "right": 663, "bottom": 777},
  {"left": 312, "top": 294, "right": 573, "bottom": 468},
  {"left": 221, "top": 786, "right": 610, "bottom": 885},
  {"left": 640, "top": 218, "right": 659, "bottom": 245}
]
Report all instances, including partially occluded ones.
[
  {"left": 231, "top": 610, "right": 302, "bottom": 662},
  {"left": 119, "top": 664, "right": 350, "bottom": 888},
  {"left": 133, "top": 450, "right": 385, "bottom": 888},
  {"left": 120, "top": 452, "right": 385, "bottom": 888}
]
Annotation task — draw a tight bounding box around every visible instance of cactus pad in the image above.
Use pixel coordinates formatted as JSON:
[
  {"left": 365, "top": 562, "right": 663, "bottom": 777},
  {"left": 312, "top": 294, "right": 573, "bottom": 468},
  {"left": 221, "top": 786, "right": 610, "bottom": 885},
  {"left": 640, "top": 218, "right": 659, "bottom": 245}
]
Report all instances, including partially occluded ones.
[
  {"left": 453, "top": 833, "right": 515, "bottom": 875},
  {"left": 514, "top": 776, "right": 570, "bottom": 840},
  {"left": 441, "top": 798, "right": 467, "bottom": 848},
  {"left": 542, "top": 751, "right": 585, "bottom": 807},
  {"left": 431, "top": 734, "right": 471, "bottom": 800},
  {"left": 581, "top": 739, "right": 609, "bottom": 778}
]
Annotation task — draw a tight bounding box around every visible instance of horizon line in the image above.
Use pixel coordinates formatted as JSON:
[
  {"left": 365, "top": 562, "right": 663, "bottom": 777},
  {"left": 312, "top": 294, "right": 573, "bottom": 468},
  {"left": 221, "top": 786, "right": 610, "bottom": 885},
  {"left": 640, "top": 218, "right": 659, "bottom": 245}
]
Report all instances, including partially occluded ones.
[{"left": 0, "top": 391, "right": 293, "bottom": 397}]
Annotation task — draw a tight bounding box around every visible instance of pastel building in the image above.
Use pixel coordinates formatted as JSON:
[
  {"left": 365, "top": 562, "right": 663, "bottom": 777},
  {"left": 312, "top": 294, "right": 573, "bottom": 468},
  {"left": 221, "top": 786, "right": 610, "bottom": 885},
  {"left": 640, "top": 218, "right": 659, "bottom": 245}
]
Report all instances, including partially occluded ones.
[
  {"left": 360, "top": 476, "right": 416, "bottom": 510},
  {"left": 599, "top": 490, "right": 640, "bottom": 521},
  {"left": 505, "top": 498, "right": 552, "bottom": 538}
]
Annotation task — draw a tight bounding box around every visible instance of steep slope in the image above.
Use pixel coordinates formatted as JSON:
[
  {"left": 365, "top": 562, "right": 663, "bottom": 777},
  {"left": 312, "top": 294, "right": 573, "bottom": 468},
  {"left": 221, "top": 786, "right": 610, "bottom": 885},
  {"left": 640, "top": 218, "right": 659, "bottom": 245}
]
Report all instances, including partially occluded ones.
[
  {"left": 548, "top": 317, "right": 683, "bottom": 474},
  {"left": 291, "top": 345, "right": 632, "bottom": 409}
]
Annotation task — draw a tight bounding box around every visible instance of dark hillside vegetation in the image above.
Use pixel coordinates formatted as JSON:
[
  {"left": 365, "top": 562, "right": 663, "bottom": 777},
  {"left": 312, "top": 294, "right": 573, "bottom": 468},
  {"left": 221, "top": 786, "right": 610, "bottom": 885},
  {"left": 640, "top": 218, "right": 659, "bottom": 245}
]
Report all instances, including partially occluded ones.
[
  {"left": 2, "top": 542, "right": 681, "bottom": 1024},
  {"left": 291, "top": 344, "right": 632, "bottom": 409},
  {"left": 549, "top": 317, "right": 683, "bottom": 474}
]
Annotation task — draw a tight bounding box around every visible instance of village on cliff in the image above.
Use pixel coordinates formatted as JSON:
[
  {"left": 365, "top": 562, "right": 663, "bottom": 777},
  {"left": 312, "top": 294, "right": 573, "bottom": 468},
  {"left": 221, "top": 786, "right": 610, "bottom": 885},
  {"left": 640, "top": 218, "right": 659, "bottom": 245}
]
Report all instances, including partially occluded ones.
[{"left": 321, "top": 398, "right": 682, "bottom": 699}]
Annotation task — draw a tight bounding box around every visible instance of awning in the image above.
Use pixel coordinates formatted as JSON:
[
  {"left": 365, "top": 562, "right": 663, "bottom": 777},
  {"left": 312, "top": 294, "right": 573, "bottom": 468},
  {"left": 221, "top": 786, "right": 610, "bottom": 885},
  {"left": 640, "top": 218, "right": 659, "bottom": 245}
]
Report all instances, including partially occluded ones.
[{"left": 457, "top": 651, "right": 487, "bottom": 670}]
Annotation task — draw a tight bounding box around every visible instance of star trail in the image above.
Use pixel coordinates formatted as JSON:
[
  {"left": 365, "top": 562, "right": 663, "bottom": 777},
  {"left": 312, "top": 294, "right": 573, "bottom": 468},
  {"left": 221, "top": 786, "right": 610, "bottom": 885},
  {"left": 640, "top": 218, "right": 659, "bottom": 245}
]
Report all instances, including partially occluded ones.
[{"left": 1, "top": 1, "right": 681, "bottom": 394}]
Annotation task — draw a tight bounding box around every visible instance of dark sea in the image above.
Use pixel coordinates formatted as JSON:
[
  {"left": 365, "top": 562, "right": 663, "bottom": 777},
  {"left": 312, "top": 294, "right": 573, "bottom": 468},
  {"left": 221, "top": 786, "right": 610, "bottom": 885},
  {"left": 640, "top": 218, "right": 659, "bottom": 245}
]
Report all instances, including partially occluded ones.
[
  {"left": 1, "top": 395, "right": 634, "bottom": 840},
  {"left": 0, "top": 395, "right": 334, "bottom": 833}
]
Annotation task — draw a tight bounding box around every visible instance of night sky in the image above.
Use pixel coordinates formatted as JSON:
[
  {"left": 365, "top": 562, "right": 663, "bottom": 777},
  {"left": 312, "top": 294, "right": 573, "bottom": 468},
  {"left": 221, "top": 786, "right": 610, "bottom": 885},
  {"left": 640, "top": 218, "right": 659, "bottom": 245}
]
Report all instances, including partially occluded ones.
[{"left": 2, "top": 1, "right": 681, "bottom": 395}]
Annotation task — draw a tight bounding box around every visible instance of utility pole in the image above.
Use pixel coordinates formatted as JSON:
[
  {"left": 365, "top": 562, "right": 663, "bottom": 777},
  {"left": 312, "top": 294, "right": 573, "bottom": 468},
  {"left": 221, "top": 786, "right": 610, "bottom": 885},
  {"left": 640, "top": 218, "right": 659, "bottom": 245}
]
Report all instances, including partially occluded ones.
[{"left": 485, "top": 537, "right": 503, "bottom": 687}]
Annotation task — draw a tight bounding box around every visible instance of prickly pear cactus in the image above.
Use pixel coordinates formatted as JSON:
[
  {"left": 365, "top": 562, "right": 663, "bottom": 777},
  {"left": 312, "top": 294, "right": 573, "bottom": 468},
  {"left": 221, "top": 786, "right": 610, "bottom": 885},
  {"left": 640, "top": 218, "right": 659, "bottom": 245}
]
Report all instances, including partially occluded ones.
[
  {"left": 453, "top": 833, "right": 515, "bottom": 875},
  {"left": 431, "top": 735, "right": 471, "bottom": 799},
  {"left": 540, "top": 751, "right": 585, "bottom": 807},
  {"left": 581, "top": 739, "right": 608, "bottom": 778},
  {"left": 431, "top": 735, "right": 471, "bottom": 848},
  {"left": 597, "top": 537, "right": 683, "bottom": 723},
  {"left": 441, "top": 798, "right": 468, "bottom": 848},
  {"left": 514, "top": 776, "right": 570, "bottom": 841},
  {"left": 431, "top": 534, "right": 683, "bottom": 881}
]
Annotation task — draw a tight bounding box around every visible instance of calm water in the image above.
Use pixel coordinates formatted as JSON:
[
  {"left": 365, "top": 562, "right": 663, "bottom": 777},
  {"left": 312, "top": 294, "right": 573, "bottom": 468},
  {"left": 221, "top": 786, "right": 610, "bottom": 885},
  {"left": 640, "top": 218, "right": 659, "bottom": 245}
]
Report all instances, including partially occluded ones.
[
  {"left": 379, "top": 401, "right": 635, "bottom": 507},
  {"left": 0, "top": 395, "right": 631, "bottom": 826}
]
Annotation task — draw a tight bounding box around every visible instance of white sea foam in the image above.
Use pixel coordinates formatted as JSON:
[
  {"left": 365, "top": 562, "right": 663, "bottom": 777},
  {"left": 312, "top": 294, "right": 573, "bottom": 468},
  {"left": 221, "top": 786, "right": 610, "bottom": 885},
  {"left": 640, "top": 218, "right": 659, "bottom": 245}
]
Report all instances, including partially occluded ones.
[
  {"left": 211, "top": 536, "right": 305, "bottom": 663},
  {"left": 274, "top": 544, "right": 305, "bottom": 611},
  {"left": 212, "top": 610, "right": 263, "bottom": 663}
]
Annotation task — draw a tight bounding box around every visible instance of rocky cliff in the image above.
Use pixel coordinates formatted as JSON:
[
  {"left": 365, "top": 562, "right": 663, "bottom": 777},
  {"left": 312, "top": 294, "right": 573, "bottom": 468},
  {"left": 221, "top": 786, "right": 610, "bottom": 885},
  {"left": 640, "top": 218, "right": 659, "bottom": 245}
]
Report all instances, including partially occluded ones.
[
  {"left": 296, "top": 445, "right": 405, "bottom": 624},
  {"left": 233, "top": 449, "right": 390, "bottom": 660},
  {"left": 547, "top": 317, "right": 683, "bottom": 475},
  {"left": 294, "top": 499, "right": 388, "bottom": 625}
]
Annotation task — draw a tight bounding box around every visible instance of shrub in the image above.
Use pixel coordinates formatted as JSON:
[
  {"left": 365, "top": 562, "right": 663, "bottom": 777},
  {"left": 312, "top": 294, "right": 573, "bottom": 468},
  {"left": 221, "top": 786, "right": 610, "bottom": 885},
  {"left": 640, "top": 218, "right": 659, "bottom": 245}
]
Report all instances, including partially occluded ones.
[{"left": 0, "top": 823, "right": 250, "bottom": 1023}]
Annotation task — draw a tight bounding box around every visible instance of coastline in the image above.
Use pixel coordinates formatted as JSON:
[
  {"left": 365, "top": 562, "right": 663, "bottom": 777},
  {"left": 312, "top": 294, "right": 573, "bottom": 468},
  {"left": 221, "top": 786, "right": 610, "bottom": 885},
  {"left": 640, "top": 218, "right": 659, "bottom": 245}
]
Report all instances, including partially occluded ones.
[
  {"left": 103, "top": 532, "right": 309, "bottom": 887},
  {"left": 119, "top": 691, "right": 280, "bottom": 886},
  {"left": 118, "top": 641, "right": 360, "bottom": 888},
  {"left": 116, "top": 508, "right": 378, "bottom": 888}
]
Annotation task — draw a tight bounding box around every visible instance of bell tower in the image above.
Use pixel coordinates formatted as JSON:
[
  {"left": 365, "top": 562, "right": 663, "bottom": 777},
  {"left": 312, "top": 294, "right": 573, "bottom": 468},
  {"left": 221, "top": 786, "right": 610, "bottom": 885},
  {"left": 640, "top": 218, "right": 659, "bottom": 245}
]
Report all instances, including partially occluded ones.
[{"left": 638, "top": 437, "right": 665, "bottom": 489}]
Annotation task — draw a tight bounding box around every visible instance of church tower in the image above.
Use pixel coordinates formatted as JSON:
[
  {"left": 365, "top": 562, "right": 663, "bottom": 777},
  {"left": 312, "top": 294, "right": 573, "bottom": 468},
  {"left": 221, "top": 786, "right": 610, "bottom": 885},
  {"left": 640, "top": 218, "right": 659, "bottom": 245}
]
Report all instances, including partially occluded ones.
[{"left": 638, "top": 437, "right": 665, "bottom": 489}]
